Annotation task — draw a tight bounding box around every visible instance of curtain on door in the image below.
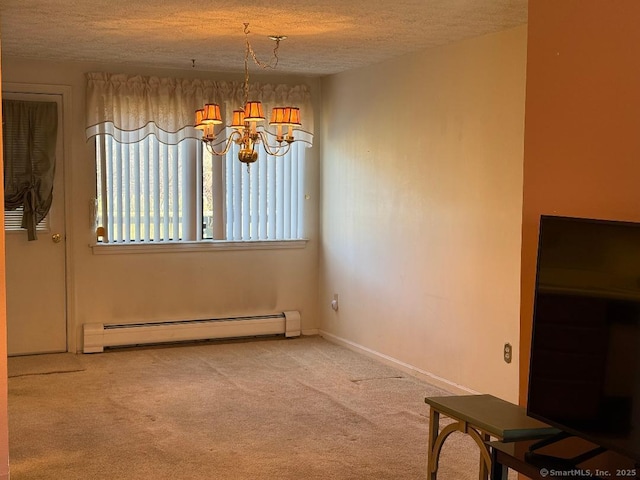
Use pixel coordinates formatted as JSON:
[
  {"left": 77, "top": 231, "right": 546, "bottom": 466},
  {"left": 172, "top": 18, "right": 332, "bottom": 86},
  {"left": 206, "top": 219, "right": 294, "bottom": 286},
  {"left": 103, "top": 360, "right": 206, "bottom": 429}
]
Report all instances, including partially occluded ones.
[{"left": 2, "top": 100, "right": 58, "bottom": 241}]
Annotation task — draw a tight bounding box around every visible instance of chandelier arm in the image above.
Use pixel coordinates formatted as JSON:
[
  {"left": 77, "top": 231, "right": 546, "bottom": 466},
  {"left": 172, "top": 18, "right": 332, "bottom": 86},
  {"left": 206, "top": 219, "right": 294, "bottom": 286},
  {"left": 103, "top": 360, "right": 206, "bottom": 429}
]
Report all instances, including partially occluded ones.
[
  {"left": 203, "top": 132, "right": 239, "bottom": 157},
  {"left": 256, "top": 132, "right": 292, "bottom": 157}
]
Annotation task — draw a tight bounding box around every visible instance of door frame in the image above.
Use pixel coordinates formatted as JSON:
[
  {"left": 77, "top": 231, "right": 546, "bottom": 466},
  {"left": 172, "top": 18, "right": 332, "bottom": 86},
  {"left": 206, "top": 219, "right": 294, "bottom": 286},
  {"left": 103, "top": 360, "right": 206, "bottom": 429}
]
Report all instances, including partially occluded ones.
[{"left": 3, "top": 82, "right": 76, "bottom": 353}]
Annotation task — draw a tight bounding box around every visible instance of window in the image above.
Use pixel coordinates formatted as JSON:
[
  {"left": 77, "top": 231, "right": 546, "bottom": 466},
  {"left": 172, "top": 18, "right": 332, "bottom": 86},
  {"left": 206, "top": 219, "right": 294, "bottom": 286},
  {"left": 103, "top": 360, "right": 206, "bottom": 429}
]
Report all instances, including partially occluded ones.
[
  {"left": 87, "top": 72, "right": 313, "bottom": 245},
  {"left": 3, "top": 98, "right": 58, "bottom": 239},
  {"left": 96, "top": 135, "right": 194, "bottom": 242},
  {"left": 214, "top": 141, "right": 307, "bottom": 241},
  {"left": 95, "top": 133, "right": 308, "bottom": 243},
  {"left": 5, "top": 208, "right": 50, "bottom": 233}
]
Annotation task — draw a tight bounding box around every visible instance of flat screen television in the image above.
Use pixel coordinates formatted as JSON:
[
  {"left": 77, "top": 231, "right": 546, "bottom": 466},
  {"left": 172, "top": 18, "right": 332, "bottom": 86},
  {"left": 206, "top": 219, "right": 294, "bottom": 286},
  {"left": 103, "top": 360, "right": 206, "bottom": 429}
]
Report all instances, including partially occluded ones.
[{"left": 528, "top": 215, "right": 640, "bottom": 462}]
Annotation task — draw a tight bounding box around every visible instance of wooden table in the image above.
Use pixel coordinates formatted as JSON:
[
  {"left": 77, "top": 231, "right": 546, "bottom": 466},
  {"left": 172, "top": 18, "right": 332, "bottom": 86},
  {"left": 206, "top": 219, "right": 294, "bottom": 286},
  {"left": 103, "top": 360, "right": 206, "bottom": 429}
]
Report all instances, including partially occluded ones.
[
  {"left": 489, "top": 438, "right": 640, "bottom": 480},
  {"left": 425, "top": 394, "right": 559, "bottom": 480}
]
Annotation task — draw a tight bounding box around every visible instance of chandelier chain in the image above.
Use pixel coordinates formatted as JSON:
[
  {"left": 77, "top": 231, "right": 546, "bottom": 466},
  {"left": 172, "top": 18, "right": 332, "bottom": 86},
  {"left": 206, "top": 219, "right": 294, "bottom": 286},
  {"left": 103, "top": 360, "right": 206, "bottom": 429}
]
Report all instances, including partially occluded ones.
[{"left": 243, "top": 22, "right": 281, "bottom": 104}]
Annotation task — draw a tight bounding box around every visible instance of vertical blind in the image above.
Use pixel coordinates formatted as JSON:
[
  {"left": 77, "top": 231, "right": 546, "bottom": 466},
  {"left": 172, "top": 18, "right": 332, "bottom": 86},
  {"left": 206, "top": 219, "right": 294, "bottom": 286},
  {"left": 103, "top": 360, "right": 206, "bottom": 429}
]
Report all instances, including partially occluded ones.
[
  {"left": 97, "top": 136, "right": 195, "bottom": 243},
  {"left": 223, "top": 141, "right": 306, "bottom": 241},
  {"left": 97, "top": 135, "right": 308, "bottom": 243}
]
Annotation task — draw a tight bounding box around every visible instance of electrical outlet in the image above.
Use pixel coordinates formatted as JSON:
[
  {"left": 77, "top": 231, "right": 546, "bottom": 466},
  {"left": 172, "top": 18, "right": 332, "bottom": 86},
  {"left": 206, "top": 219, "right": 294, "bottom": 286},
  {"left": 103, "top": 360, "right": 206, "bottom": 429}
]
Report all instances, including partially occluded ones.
[
  {"left": 331, "top": 294, "right": 339, "bottom": 311},
  {"left": 503, "top": 343, "right": 513, "bottom": 364}
]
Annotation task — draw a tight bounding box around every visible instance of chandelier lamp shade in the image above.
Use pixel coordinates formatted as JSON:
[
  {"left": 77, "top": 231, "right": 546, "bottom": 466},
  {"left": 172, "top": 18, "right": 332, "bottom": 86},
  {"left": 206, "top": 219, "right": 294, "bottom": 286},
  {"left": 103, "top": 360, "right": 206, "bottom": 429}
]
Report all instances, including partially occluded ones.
[{"left": 194, "top": 24, "right": 304, "bottom": 166}]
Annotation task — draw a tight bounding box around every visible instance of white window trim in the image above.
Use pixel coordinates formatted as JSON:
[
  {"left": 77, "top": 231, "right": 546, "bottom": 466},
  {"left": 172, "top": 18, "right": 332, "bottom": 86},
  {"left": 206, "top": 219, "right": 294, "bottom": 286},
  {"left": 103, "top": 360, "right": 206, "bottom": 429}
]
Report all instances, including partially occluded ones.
[{"left": 90, "top": 239, "right": 308, "bottom": 255}]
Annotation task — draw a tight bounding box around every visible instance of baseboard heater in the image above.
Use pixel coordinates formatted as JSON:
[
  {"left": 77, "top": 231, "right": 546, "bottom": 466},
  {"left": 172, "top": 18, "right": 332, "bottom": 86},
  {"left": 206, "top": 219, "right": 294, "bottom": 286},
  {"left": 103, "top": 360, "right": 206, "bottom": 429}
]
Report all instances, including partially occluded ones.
[{"left": 83, "top": 311, "right": 301, "bottom": 353}]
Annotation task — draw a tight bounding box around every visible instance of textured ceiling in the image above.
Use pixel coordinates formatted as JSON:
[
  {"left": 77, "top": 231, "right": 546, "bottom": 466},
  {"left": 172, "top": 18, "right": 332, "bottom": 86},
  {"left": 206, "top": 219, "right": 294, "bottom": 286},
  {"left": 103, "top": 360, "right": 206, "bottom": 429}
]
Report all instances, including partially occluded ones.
[{"left": 0, "top": 0, "right": 527, "bottom": 76}]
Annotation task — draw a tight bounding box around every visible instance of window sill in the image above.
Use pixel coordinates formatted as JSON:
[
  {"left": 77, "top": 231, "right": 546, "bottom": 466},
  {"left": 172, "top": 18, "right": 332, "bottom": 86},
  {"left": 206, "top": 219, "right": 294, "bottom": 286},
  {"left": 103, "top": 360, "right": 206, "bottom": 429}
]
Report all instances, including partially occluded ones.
[{"left": 91, "top": 239, "right": 308, "bottom": 255}]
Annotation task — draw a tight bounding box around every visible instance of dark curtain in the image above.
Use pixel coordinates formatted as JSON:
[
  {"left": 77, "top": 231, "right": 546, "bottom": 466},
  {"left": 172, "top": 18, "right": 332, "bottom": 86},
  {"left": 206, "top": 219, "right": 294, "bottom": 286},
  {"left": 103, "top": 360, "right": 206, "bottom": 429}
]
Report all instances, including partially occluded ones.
[{"left": 2, "top": 100, "right": 58, "bottom": 241}]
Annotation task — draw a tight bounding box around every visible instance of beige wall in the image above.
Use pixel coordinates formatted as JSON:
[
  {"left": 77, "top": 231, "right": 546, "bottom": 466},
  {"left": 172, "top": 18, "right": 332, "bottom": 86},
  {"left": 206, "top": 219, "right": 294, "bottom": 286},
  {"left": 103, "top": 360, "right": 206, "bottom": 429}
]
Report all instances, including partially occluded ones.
[
  {"left": 520, "top": 1, "right": 640, "bottom": 404},
  {"left": 1, "top": 58, "right": 321, "bottom": 352},
  {"left": 0, "top": 20, "right": 530, "bottom": 476},
  {"left": 319, "top": 26, "right": 527, "bottom": 401}
]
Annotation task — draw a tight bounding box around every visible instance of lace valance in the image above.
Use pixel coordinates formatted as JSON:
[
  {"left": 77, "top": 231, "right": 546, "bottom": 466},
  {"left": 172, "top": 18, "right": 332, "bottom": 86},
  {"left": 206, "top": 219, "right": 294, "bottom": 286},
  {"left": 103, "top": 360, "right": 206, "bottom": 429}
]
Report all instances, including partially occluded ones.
[{"left": 85, "top": 72, "right": 314, "bottom": 145}]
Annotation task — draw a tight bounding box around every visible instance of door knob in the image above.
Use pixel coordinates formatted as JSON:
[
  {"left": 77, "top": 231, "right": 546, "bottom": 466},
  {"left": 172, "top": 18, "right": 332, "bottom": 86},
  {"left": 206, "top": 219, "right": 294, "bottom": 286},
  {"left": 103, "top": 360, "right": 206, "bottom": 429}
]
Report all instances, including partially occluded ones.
[{"left": 52, "top": 233, "right": 62, "bottom": 243}]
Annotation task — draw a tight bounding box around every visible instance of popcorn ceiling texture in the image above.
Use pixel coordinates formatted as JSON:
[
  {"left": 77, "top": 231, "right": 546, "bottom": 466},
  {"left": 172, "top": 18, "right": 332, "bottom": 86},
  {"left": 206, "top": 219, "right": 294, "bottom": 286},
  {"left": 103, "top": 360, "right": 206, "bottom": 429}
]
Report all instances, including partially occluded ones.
[{"left": 0, "top": 0, "right": 527, "bottom": 75}]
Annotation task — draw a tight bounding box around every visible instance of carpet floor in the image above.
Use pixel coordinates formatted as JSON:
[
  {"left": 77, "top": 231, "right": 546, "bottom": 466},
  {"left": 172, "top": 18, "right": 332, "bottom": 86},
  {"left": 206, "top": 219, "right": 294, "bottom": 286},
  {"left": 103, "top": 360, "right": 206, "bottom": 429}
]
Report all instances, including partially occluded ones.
[{"left": 8, "top": 336, "right": 493, "bottom": 479}]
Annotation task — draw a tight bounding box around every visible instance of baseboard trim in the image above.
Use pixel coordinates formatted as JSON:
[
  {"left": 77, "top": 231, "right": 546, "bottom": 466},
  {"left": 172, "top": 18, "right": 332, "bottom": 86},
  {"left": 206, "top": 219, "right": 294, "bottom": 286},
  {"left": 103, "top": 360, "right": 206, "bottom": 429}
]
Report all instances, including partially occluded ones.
[
  {"left": 319, "top": 330, "right": 478, "bottom": 395},
  {"left": 301, "top": 328, "right": 320, "bottom": 336}
]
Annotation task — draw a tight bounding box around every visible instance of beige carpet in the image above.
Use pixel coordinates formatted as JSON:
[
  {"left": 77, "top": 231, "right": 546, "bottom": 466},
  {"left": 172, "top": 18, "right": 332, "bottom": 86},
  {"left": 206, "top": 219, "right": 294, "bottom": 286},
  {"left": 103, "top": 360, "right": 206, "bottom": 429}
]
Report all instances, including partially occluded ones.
[{"left": 8, "top": 336, "right": 490, "bottom": 480}]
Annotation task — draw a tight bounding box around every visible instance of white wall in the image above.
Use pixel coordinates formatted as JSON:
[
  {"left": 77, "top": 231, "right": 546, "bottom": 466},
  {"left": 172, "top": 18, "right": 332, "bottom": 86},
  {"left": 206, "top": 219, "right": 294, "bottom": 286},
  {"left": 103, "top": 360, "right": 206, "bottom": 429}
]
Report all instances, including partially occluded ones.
[
  {"left": 1, "top": 57, "right": 321, "bottom": 351},
  {"left": 319, "top": 26, "right": 527, "bottom": 401}
]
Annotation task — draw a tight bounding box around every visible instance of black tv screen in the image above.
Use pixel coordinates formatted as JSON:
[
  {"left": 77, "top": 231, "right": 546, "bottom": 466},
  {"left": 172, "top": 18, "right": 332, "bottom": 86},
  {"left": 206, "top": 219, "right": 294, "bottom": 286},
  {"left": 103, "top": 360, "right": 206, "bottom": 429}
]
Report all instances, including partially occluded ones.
[{"left": 528, "top": 215, "right": 640, "bottom": 462}]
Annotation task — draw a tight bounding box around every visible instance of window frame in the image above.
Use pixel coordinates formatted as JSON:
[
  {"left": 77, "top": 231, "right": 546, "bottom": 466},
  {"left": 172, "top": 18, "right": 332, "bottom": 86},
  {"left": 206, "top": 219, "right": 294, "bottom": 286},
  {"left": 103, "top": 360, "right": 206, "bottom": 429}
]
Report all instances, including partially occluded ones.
[
  {"left": 92, "top": 135, "right": 310, "bottom": 253},
  {"left": 90, "top": 239, "right": 307, "bottom": 255}
]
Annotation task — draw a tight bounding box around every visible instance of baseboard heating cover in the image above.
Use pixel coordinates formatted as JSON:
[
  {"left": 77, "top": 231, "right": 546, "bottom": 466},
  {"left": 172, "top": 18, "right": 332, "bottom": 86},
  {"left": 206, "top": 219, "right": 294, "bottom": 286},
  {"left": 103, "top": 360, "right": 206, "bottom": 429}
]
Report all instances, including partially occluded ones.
[{"left": 83, "top": 311, "right": 301, "bottom": 353}]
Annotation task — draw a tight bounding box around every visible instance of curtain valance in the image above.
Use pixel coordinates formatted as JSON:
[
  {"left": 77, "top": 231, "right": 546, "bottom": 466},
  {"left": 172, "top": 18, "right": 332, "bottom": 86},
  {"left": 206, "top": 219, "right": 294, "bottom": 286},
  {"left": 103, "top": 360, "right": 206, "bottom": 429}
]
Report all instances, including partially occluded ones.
[{"left": 85, "top": 72, "right": 314, "bottom": 145}]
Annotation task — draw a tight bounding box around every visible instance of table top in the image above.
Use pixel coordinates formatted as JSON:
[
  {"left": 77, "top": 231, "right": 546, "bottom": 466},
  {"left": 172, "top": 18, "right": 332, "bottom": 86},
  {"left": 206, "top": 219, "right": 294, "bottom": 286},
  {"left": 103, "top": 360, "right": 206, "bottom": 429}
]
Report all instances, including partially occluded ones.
[{"left": 425, "top": 394, "right": 560, "bottom": 441}]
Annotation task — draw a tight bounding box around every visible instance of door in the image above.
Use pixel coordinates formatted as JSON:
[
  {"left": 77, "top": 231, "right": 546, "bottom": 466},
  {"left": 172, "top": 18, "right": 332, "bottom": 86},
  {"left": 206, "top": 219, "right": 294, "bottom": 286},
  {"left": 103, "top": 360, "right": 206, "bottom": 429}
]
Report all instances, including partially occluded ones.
[{"left": 4, "top": 91, "right": 67, "bottom": 355}]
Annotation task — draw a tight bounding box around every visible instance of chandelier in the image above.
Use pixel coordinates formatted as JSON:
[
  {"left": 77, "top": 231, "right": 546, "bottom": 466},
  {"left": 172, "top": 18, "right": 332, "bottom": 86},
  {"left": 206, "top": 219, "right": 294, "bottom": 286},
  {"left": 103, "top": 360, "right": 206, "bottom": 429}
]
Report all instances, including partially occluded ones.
[{"left": 195, "top": 23, "right": 303, "bottom": 167}]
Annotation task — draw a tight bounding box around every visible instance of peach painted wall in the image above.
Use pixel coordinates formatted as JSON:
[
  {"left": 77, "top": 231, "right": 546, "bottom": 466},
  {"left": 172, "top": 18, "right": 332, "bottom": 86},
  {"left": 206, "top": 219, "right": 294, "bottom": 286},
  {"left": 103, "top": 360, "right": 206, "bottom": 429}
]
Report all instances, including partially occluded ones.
[
  {"left": 520, "top": 1, "right": 640, "bottom": 403},
  {"left": 320, "top": 26, "right": 527, "bottom": 400},
  {"left": 0, "top": 35, "right": 12, "bottom": 480}
]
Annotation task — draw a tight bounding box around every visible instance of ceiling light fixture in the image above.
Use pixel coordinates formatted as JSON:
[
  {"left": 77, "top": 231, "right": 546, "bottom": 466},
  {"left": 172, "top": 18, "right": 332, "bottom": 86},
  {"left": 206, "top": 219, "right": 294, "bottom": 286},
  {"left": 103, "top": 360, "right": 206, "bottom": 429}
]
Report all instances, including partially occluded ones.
[{"left": 195, "top": 23, "right": 302, "bottom": 169}]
